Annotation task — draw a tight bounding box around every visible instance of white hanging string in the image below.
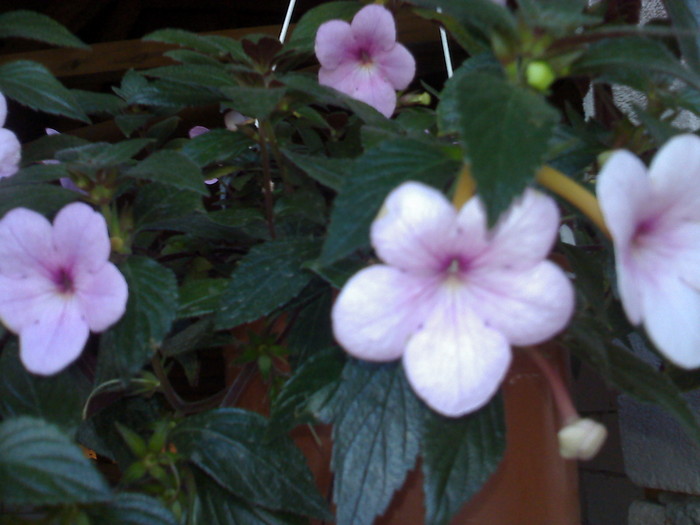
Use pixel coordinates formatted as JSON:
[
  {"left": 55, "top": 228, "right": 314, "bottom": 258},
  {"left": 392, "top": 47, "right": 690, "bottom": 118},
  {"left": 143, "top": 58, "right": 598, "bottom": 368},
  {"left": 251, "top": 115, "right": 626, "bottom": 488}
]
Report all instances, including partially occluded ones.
[
  {"left": 278, "top": 0, "right": 297, "bottom": 43},
  {"left": 437, "top": 8, "right": 453, "bottom": 78}
]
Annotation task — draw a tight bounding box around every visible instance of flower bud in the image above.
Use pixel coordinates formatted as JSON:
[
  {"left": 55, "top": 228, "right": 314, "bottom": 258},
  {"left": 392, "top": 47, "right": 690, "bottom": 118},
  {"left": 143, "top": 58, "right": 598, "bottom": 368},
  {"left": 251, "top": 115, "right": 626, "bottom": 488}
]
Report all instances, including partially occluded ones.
[
  {"left": 558, "top": 418, "right": 607, "bottom": 461},
  {"left": 526, "top": 61, "right": 556, "bottom": 92}
]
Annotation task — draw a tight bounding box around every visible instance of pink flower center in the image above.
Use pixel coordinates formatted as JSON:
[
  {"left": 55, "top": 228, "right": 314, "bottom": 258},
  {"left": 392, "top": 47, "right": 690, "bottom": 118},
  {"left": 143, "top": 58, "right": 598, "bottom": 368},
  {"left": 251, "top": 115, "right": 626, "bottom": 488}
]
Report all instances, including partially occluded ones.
[
  {"left": 632, "top": 215, "right": 660, "bottom": 250},
  {"left": 54, "top": 267, "right": 75, "bottom": 294},
  {"left": 359, "top": 49, "right": 374, "bottom": 66}
]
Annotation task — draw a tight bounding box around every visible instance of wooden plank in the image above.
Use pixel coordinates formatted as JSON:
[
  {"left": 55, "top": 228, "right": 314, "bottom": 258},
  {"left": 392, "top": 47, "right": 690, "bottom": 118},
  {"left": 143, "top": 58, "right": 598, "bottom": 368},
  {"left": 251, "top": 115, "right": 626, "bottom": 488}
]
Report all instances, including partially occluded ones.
[{"left": 0, "top": 14, "right": 438, "bottom": 80}]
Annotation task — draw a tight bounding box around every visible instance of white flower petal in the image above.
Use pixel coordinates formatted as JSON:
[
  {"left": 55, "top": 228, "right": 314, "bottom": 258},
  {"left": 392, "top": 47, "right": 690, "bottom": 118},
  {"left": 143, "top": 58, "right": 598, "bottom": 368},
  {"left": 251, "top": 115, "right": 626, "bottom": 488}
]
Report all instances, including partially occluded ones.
[
  {"left": 52, "top": 202, "right": 111, "bottom": 275},
  {"left": 314, "top": 20, "right": 355, "bottom": 69},
  {"left": 648, "top": 134, "right": 700, "bottom": 222},
  {"left": 0, "top": 274, "right": 55, "bottom": 332},
  {"left": 467, "top": 261, "right": 575, "bottom": 346},
  {"left": 597, "top": 149, "right": 652, "bottom": 249},
  {"left": 371, "top": 182, "right": 458, "bottom": 272},
  {"left": 0, "top": 128, "right": 20, "bottom": 179},
  {"left": 476, "top": 189, "right": 560, "bottom": 271},
  {"left": 75, "top": 262, "right": 128, "bottom": 332},
  {"left": 403, "top": 287, "right": 511, "bottom": 417},
  {"left": 332, "top": 264, "right": 440, "bottom": 362},
  {"left": 350, "top": 5, "right": 396, "bottom": 54},
  {"left": 0, "top": 207, "right": 56, "bottom": 279},
  {"left": 376, "top": 43, "right": 415, "bottom": 90},
  {"left": 641, "top": 272, "right": 700, "bottom": 369},
  {"left": 19, "top": 296, "right": 89, "bottom": 375}
]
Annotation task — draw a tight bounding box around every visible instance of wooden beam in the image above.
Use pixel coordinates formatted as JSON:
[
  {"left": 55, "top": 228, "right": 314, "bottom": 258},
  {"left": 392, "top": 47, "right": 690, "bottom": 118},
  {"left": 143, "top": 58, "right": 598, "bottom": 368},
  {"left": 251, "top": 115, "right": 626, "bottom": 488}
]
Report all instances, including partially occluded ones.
[{"left": 0, "top": 14, "right": 438, "bottom": 80}]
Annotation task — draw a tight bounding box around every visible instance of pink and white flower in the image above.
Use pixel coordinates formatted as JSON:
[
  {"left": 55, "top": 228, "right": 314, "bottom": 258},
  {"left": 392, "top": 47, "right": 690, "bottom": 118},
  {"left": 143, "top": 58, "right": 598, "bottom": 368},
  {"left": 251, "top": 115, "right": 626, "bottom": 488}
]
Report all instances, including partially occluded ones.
[
  {"left": 0, "top": 92, "right": 21, "bottom": 179},
  {"left": 314, "top": 4, "right": 416, "bottom": 118},
  {"left": 331, "top": 182, "right": 574, "bottom": 416},
  {"left": 0, "top": 202, "right": 128, "bottom": 375},
  {"left": 597, "top": 134, "right": 700, "bottom": 369}
]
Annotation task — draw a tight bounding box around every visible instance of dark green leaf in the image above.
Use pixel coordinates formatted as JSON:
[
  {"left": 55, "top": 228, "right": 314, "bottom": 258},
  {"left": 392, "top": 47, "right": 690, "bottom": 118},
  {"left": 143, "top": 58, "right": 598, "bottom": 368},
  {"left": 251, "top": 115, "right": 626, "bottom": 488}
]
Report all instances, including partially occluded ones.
[
  {"left": 283, "top": 149, "right": 349, "bottom": 191},
  {"left": 143, "top": 64, "right": 237, "bottom": 89},
  {"left": 438, "top": 69, "right": 558, "bottom": 222},
  {"left": 269, "top": 347, "right": 345, "bottom": 436},
  {"left": 96, "top": 257, "right": 178, "bottom": 382},
  {"left": 0, "top": 345, "right": 91, "bottom": 436},
  {"left": 518, "top": 0, "right": 600, "bottom": 33},
  {"left": 0, "top": 417, "right": 111, "bottom": 505},
  {"left": 133, "top": 184, "right": 204, "bottom": 232},
  {"left": 0, "top": 181, "right": 76, "bottom": 217},
  {"left": 21, "top": 133, "right": 89, "bottom": 164},
  {"left": 665, "top": 0, "right": 700, "bottom": 72},
  {"left": 88, "top": 493, "right": 178, "bottom": 525},
  {"left": 573, "top": 37, "right": 700, "bottom": 92},
  {"left": 182, "top": 128, "right": 254, "bottom": 167},
  {"left": 215, "top": 238, "right": 321, "bottom": 329},
  {"left": 329, "top": 360, "right": 424, "bottom": 525},
  {"left": 422, "top": 398, "right": 506, "bottom": 525},
  {"left": 194, "top": 469, "right": 307, "bottom": 525},
  {"left": 143, "top": 28, "right": 228, "bottom": 56},
  {"left": 12, "top": 163, "right": 69, "bottom": 183},
  {"left": 286, "top": 287, "right": 336, "bottom": 362},
  {"left": 71, "top": 89, "right": 125, "bottom": 115},
  {"left": 0, "top": 10, "right": 88, "bottom": 49},
  {"left": 177, "top": 278, "right": 229, "bottom": 318},
  {"left": 0, "top": 60, "right": 89, "bottom": 122},
  {"left": 56, "top": 139, "right": 152, "bottom": 168},
  {"left": 170, "top": 408, "right": 332, "bottom": 519},
  {"left": 318, "top": 138, "right": 459, "bottom": 266},
  {"left": 287, "top": 2, "right": 361, "bottom": 52},
  {"left": 127, "top": 150, "right": 208, "bottom": 195},
  {"left": 220, "top": 85, "right": 286, "bottom": 119}
]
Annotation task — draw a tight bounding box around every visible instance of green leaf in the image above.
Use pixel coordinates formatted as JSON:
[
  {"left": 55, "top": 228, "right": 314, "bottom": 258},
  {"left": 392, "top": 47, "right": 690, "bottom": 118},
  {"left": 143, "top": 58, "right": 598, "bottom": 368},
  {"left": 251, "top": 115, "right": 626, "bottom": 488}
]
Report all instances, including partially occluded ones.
[
  {"left": 170, "top": 408, "right": 332, "bottom": 519},
  {"left": 194, "top": 469, "right": 307, "bottom": 525},
  {"left": 71, "top": 89, "right": 125, "bottom": 115},
  {"left": 422, "top": 398, "right": 506, "bottom": 525},
  {"left": 286, "top": 287, "right": 336, "bottom": 362},
  {"left": 318, "top": 138, "right": 459, "bottom": 266},
  {"left": 215, "top": 238, "right": 321, "bottom": 329},
  {"left": 143, "top": 28, "right": 229, "bottom": 57},
  {"left": 573, "top": 36, "right": 700, "bottom": 92},
  {"left": 143, "top": 64, "right": 237, "bottom": 89},
  {"left": 160, "top": 316, "right": 215, "bottom": 357},
  {"left": 0, "top": 60, "right": 89, "bottom": 122},
  {"left": 87, "top": 493, "right": 178, "bottom": 525},
  {"left": 127, "top": 150, "right": 208, "bottom": 195},
  {"left": 21, "top": 133, "right": 89, "bottom": 164},
  {"left": 0, "top": 417, "right": 111, "bottom": 505},
  {"left": 410, "top": 0, "right": 516, "bottom": 53},
  {"left": 0, "top": 10, "right": 88, "bottom": 49},
  {"left": 0, "top": 345, "right": 91, "bottom": 436},
  {"left": 182, "top": 128, "right": 255, "bottom": 167},
  {"left": 269, "top": 346, "right": 345, "bottom": 436},
  {"left": 0, "top": 180, "right": 76, "bottom": 217},
  {"left": 177, "top": 278, "right": 229, "bottom": 318},
  {"left": 220, "top": 85, "right": 286, "bottom": 119},
  {"left": 287, "top": 2, "right": 361, "bottom": 52},
  {"left": 438, "top": 69, "right": 558, "bottom": 222},
  {"left": 517, "top": 0, "right": 600, "bottom": 33},
  {"left": 58, "top": 139, "right": 153, "bottom": 169},
  {"left": 329, "top": 360, "right": 424, "bottom": 525},
  {"left": 133, "top": 184, "right": 204, "bottom": 232},
  {"left": 96, "top": 257, "right": 178, "bottom": 382},
  {"left": 665, "top": 0, "right": 700, "bottom": 72},
  {"left": 283, "top": 149, "right": 349, "bottom": 191}
]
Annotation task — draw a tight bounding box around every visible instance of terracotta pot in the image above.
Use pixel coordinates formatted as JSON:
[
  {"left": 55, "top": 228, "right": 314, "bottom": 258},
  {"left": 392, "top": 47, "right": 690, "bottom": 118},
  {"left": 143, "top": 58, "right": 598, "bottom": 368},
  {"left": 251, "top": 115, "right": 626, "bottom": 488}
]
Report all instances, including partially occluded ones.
[{"left": 231, "top": 336, "right": 580, "bottom": 524}]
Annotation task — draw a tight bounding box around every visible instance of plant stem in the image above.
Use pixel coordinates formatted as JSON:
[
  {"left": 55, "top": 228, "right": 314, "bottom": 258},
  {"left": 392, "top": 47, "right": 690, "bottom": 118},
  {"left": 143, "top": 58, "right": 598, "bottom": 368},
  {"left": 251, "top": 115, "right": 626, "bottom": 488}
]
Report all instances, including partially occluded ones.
[
  {"left": 452, "top": 164, "right": 476, "bottom": 208},
  {"left": 258, "top": 126, "right": 277, "bottom": 239},
  {"left": 536, "top": 166, "right": 610, "bottom": 238},
  {"left": 526, "top": 348, "right": 579, "bottom": 424}
]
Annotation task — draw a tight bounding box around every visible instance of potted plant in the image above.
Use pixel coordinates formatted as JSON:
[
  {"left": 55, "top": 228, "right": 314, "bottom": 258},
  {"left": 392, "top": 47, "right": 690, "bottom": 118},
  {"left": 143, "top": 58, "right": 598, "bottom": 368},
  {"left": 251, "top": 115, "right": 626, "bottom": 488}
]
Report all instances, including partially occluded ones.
[{"left": 1, "top": 1, "right": 700, "bottom": 524}]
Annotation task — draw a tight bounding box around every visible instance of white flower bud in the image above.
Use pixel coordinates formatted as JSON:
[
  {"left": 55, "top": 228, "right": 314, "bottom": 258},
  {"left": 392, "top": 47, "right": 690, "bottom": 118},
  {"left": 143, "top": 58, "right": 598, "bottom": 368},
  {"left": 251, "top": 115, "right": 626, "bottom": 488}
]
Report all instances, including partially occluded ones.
[{"left": 558, "top": 418, "right": 607, "bottom": 461}]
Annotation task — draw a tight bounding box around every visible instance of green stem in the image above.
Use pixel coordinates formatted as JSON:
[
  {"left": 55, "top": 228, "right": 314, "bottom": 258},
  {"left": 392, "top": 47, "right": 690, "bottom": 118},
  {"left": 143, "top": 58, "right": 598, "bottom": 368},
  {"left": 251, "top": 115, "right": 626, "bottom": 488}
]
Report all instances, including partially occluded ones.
[{"left": 257, "top": 126, "right": 276, "bottom": 239}]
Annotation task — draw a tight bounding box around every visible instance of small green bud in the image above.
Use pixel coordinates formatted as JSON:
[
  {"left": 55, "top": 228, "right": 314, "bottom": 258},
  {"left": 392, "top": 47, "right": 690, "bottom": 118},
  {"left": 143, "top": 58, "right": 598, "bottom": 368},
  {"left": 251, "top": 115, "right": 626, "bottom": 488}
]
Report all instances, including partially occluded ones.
[
  {"left": 526, "top": 61, "right": 557, "bottom": 91},
  {"left": 115, "top": 423, "right": 148, "bottom": 458}
]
